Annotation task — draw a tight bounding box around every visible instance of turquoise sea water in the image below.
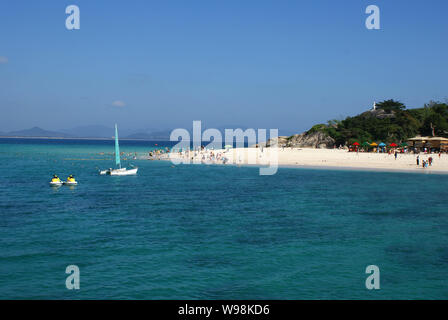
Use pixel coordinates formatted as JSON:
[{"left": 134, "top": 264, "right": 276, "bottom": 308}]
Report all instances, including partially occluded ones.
[{"left": 0, "top": 139, "right": 447, "bottom": 299}]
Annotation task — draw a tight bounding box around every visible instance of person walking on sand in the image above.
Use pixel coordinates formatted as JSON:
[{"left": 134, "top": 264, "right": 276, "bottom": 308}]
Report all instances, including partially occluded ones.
[
  {"left": 428, "top": 156, "right": 433, "bottom": 166},
  {"left": 394, "top": 151, "right": 398, "bottom": 160},
  {"left": 416, "top": 155, "right": 420, "bottom": 166}
]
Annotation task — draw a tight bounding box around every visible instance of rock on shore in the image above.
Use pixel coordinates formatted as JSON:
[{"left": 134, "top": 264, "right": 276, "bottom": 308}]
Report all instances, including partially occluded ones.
[{"left": 261, "top": 131, "right": 335, "bottom": 149}]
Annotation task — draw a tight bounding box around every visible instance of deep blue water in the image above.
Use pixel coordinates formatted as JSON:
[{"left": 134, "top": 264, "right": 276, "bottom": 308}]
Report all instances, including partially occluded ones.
[{"left": 0, "top": 138, "right": 447, "bottom": 299}]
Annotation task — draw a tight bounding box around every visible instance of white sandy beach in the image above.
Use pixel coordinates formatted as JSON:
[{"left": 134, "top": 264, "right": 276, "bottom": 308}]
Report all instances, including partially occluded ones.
[{"left": 165, "top": 147, "right": 448, "bottom": 174}]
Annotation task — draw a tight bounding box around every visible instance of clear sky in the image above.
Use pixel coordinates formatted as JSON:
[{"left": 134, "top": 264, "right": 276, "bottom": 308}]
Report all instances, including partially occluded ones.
[{"left": 0, "top": 0, "right": 447, "bottom": 133}]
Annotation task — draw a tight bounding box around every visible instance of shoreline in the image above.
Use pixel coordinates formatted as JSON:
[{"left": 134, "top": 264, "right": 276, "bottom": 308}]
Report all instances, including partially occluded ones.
[
  {"left": 172, "top": 159, "right": 448, "bottom": 175},
  {"left": 276, "top": 163, "right": 448, "bottom": 175},
  {"left": 164, "top": 147, "right": 448, "bottom": 175}
]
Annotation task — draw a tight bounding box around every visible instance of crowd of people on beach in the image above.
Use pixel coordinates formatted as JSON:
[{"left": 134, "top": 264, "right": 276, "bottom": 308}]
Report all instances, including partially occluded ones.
[
  {"left": 344, "top": 143, "right": 445, "bottom": 169},
  {"left": 143, "top": 145, "right": 230, "bottom": 164},
  {"left": 147, "top": 147, "right": 171, "bottom": 160},
  {"left": 168, "top": 146, "right": 231, "bottom": 164}
]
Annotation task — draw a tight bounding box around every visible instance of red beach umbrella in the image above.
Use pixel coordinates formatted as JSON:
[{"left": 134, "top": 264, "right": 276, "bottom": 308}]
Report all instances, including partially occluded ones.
[
  {"left": 352, "top": 142, "right": 360, "bottom": 146},
  {"left": 390, "top": 143, "right": 398, "bottom": 147}
]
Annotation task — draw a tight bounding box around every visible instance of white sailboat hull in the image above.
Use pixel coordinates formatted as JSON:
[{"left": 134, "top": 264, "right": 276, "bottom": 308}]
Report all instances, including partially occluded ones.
[{"left": 108, "top": 168, "right": 138, "bottom": 176}]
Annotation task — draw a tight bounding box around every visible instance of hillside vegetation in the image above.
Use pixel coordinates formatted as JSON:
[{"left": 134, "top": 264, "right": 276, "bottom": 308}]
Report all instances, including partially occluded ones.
[{"left": 307, "top": 99, "right": 448, "bottom": 146}]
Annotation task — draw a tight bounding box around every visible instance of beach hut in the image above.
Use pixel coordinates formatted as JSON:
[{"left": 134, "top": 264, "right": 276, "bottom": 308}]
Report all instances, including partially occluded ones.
[
  {"left": 407, "top": 136, "right": 448, "bottom": 152},
  {"left": 427, "top": 137, "right": 448, "bottom": 152}
]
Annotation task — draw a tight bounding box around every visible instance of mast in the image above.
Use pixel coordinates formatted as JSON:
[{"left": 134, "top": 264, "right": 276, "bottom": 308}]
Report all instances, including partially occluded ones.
[{"left": 115, "top": 124, "right": 121, "bottom": 168}]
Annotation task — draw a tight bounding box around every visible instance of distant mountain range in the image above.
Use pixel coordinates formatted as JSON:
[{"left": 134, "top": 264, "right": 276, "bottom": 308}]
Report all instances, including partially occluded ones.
[
  {"left": 59, "top": 125, "right": 117, "bottom": 138},
  {"left": 4, "top": 127, "right": 73, "bottom": 138},
  {"left": 0, "top": 126, "right": 173, "bottom": 140},
  {"left": 0, "top": 125, "right": 296, "bottom": 141}
]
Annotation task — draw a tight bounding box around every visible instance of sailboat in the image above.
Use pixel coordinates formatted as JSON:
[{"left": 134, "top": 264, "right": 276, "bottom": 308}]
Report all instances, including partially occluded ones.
[{"left": 100, "top": 124, "right": 138, "bottom": 176}]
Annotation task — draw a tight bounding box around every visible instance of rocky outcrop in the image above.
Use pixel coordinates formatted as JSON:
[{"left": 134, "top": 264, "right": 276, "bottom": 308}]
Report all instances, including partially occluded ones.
[
  {"left": 262, "top": 131, "right": 335, "bottom": 149},
  {"left": 287, "top": 131, "right": 335, "bottom": 148}
]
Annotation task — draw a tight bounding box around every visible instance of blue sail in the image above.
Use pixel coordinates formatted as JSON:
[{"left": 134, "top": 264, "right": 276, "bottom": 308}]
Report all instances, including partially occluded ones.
[{"left": 115, "top": 124, "right": 121, "bottom": 168}]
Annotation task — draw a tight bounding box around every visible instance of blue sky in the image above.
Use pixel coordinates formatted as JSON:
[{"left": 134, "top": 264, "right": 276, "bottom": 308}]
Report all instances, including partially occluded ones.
[{"left": 0, "top": 0, "right": 447, "bottom": 133}]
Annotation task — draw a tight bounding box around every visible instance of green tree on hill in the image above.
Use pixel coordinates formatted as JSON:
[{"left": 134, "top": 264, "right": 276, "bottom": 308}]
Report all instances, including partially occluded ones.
[
  {"left": 302, "top": 99, "right": 448, "bottom": 146},
  {"left": 375, "top": 99, "right": 406, "bottom": 112}
]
